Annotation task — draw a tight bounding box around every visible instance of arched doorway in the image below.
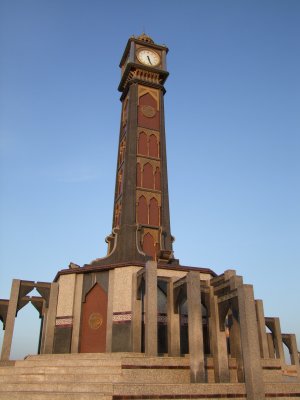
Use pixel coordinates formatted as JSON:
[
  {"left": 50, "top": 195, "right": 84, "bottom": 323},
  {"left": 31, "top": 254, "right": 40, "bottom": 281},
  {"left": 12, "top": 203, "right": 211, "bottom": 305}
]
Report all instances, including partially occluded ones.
[{"left": 80, "top": 283, "right": 108, "bottom": 353}]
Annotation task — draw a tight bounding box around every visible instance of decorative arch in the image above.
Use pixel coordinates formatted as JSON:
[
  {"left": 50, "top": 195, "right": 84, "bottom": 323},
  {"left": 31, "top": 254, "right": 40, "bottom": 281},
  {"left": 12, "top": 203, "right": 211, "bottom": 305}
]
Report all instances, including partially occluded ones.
[
  {"left": 137, "top": 196, "right": 148, "bottom": 225},
  {"left": 154, "top": 167, "right": 161, "bottom": 190},
  {"left": 143, "top": 163, "right": 154, "bottom": 189},
  {"left": 142, "top": 232, "right": 156, "bottom": 259},
  {"left": 149, "top": 197, "right": 159, "bottom": 226},
  {"left": 138, "top": 131, "right": 148, "bottom": 156},
  {"left": 149, "top": 134, "right": 159, "bottom": 158},
  {"left": 136, "top": 163, "right": 141, "bottom": 187}
]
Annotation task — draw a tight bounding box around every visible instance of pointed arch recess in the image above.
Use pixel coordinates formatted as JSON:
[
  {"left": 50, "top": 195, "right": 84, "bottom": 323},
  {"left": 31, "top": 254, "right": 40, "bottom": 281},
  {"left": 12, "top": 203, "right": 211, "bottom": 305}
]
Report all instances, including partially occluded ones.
[
  {"left": 149, "top": 134, "right": 159, "bottom": 158},
  {"left": 149, "top": 197, "right": 159, "bottom": 226},
  {"left": 154, "top": 167, "right": 161, "bottom": 191},
  {"left": 143, "top": 232, "right": 156, "bottom": 259},
  {"left": 80, "top": 283, "right": 107, "bottom": 353},
  {"left": 138, "top": 131, "right": 148, "bottom": 156},
  {"left": 137, "top": 196, "right": 148, "bottom": 225},
  {"left": 143, "top": 163, "right": 154, "bottom": 189}
]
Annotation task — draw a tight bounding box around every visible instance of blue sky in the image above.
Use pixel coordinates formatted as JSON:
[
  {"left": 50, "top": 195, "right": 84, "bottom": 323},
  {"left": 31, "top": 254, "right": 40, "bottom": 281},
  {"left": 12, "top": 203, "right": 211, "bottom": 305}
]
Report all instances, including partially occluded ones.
[{"left": 0, "top": 0, "right": 299, "bottom": 359}]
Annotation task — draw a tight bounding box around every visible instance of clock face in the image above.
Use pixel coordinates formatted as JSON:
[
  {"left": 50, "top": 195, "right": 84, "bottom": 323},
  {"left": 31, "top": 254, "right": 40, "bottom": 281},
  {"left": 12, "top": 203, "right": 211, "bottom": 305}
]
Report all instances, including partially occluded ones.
[{"left": 137, "top": 49, "right": 160, "bottom": 67}]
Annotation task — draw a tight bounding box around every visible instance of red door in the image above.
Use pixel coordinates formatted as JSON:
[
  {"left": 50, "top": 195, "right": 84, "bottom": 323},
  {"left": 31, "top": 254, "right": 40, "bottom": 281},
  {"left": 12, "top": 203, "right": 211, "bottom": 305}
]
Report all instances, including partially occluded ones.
[{"left": 80, "top": 283, "right": 107, "bottom": 353}]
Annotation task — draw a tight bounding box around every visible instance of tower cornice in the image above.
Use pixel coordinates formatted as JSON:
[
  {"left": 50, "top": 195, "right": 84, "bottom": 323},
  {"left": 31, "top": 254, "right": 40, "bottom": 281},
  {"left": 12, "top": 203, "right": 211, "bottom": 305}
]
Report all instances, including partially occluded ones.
[{"left": 118, "top": 63, "right": 169, "bottom": 93}]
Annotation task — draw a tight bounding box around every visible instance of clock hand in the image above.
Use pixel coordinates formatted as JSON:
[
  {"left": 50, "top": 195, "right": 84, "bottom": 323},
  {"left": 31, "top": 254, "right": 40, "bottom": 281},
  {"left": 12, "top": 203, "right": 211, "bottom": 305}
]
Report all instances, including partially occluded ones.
[{"left": 147, "top": 56, "right": 152, "bottom": 65}]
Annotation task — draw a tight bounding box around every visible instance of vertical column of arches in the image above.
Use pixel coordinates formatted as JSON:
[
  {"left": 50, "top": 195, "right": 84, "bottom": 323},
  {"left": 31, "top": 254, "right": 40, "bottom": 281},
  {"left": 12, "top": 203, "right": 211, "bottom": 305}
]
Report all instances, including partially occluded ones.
[
  {"left": 114, "top": 202, "right": 122, "bottom": 228},
  {"left": 117, "top": 168, "right": 123, "bottom": 196}
]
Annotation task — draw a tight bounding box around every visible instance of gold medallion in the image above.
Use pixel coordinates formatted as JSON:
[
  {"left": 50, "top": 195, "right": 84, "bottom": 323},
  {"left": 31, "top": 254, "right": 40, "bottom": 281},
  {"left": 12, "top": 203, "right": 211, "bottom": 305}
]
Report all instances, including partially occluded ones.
[
  {"left": 88, "top": 312, "right": 103, "bottom": 330},
  {"left": 141, "top": 105, "right": 156, "bottom": 118}
]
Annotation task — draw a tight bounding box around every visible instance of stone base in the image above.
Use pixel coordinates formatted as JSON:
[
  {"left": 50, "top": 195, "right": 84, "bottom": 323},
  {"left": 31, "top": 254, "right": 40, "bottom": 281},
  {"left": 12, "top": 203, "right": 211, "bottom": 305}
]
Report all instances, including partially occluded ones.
[{"left": 0, "top": 353, "right": 299, "bottom": 400}]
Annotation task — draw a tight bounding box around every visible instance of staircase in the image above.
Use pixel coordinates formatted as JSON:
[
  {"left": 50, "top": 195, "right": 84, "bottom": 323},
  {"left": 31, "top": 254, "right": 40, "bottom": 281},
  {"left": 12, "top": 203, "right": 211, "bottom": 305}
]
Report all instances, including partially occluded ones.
[{"left": 0, "top": 353, "right": 299, "bottom": 399}]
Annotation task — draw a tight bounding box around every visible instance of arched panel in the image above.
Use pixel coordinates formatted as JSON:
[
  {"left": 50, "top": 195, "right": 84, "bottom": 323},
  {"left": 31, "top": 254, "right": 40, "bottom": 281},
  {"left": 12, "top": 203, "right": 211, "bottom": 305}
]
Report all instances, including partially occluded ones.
[
  {"left": 149, "top": 197, "right": 159, "bottom": 226},
  {"left": 137, "top": 196, "right": 148, "bottom": 225},
  {"left": 138, "top": 131, "right": 148, "bottom": 156},
  {"left": 136, "top": 163, "right": 141, "bottom": 187},
  {"left": 80, "top": 283, "right": 107, "bottom": 353},
  {"left": 143, "top": 232, "right": 155, "bottom": 259},
  {"left": 138, "top": 93, "right": 160, "bottom": 130},
  {"left": 154, "top": 167, "right": 161, "bottom": 191},
  {"left": 143, "top": 163, "right": 154, "bottom": 189},
  {"left": 149, "top": 134, "right": 159, "bottom": 158}
]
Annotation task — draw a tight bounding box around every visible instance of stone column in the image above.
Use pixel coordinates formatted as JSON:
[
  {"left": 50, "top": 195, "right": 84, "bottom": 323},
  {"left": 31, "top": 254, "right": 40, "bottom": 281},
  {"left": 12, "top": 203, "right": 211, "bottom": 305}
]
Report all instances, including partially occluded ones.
[
  {"left": 106, "top": 269, "right": 115, "bottom": 352},
  {"left": 237, "top": 284, "right": 265, "bottom": 400},
  {"left": 39, "top": 302, "right": 47, "bottom": 354},
  {"left": 288, "top": 334, "right": 300, "bottom": 367},
  {"left": 228, "top": 309, "right": 244, "bottom": 383},
  {"left": 267, "top": 333, "right": 275, "bottom": 358},
  {"left": 167, "top": 277, "right": 180, "bottom": 356},
  {"left": 273, "top": 318, "right": 285, "bottom": 365},
  {"left": 71, "top": 275, "right": 83, "bottom": 353},
  {"left": 255, "top": 300, "right": 269, "bottom": 358},
  {"left": 209, "top": 287, "right": 229, "bottom": 382},
  {"left": 186, "top": 271, "right": 205, "bottom": 383},
  {"left": 43, "top": 282, "right": 59, "bottom": 354},
  {"left": 144, "top": 261, "right": 157, "bottom": 356},
  {"left": 131, "top": 271, "right": 142, "bottom": 352},
  {"left": 1, "top": 279, "right": 20, "bottom": 360}
]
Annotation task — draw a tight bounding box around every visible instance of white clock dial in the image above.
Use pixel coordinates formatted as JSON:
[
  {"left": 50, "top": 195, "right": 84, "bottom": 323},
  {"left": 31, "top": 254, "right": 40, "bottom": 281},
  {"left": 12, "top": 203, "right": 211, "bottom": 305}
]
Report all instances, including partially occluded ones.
[{"left": 137, "top": 49, "right": 160, "bottom": 66}]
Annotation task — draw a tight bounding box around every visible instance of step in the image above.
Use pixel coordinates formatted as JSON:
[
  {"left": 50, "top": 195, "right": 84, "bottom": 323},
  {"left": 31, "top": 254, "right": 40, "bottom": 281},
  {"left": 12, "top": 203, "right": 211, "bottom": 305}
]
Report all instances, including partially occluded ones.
[
  {"left": 120, "top": 368, "right": 190, "bottom": 383},
  {"left": 25, "top": 352, "right": 144, "bottom": 361},
  {"left": 0, "top": 382, "right": 113, "bottom": 393},
  {"left": 112, "top": 382, "right": 247, "bottom": 397},
  {"left": 121, "top": 356, "right": 190, "bottom": 367},
  {"left": 0, "top": 393, "right": 112, "bottom": 400},
  {"left": 15, "top": 358, "right": 121, "bottom": 367},
  {"left": 0, "top": 372, "right": 122, "bottom": 383},
  {"left": 0, "top": 365, "right": 121, "bottom": 375}
]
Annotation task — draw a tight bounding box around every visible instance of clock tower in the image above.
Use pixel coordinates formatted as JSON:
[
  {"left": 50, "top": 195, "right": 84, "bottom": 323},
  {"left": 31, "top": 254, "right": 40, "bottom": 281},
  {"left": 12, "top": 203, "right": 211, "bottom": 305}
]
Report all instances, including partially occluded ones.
[{"left": 90, "top": 33, "right": 177, "bottom": 266}]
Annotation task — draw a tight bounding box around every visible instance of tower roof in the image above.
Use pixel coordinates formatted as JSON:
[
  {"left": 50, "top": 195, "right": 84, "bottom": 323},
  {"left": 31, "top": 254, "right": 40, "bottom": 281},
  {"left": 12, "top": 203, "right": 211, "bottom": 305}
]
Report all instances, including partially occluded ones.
[{"left": 137, "top": 33, "right": 154, "bottom": 44}]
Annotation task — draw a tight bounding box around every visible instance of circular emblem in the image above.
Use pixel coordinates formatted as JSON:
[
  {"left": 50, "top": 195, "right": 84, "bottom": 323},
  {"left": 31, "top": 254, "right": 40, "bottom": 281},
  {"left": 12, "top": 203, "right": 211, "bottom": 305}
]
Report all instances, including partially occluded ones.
[
  {"left": 88, "top": 312, "right": 103, "bottom": 330},
  {"left": 141, "top": 105, "right": 156, "bottom": 118}
]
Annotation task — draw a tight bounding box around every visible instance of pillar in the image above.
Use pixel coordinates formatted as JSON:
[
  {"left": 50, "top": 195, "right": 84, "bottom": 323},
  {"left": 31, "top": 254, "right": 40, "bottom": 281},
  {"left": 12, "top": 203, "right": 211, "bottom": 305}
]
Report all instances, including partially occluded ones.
[
  {"left": 267, "top": 333, "right": 275, "bottom": 358},
  {"left": 144, "top": 261, "right": 157, "bottom": 356},
  {"left": 288, "top": 334, "right": 300, "bottom": 367},
  {"left": 71, "top": 275, "right": 83, "bottom": 353},
  {"left": 186, "top": 271, "right": 205, "bottom": 383},
  {"left": 106, "top": 269, "right": 115, "bottom": 352},
  {"left": 237, "top": 284, "right": 265, "bottom": 400},
  {"left": 1, "top": 279, "right": 20, "bottom": 360},
  {"left": 229, "top": 309, "right": 244, "bottom": 383},
  {"left": 209, "top": 287, "right": 230, "bottom": 382},
  {"left": 43, "top": 282, "right": 59, "bottom": 354},
  {"left": 131, "top": 271, "right": 142, "bottom": 352},
  {"left": 273, "top": 317, "right": 285, "bottom": 365},
  {"left": 167, "top": 277, "right": 180, "bottom": 356},
  {"left": 255, "top": 300, "right": 269, "bottom": 358}
]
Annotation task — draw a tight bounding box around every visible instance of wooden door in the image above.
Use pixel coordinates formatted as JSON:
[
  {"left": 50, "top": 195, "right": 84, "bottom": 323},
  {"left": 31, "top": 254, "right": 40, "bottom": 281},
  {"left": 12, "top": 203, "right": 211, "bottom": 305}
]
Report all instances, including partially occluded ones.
[{"left": 80, "top": 283, "right": 107, "bottom": 353}]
